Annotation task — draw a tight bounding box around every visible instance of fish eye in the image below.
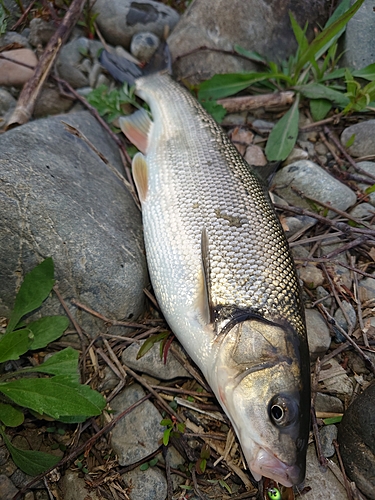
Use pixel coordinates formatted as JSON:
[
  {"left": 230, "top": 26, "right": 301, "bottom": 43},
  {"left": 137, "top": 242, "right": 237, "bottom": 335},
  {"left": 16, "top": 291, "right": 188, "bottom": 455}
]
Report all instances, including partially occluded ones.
[{"left": 269, "top": 395, "right": 298, "bottom": 427}]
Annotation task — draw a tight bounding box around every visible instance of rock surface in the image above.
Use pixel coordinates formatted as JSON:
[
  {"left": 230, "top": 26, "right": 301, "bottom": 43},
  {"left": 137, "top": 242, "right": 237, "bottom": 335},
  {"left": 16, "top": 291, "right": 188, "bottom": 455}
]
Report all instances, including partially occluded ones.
[
  {"left": 305, "top": 309, "right": 331, "bottom": 361},
  {"left": 0, "top": 111, "right": 147, "bottom": 336},
  {"left": 122, "top": 466, "right": 167, "bottom": 500},
  {"left": 110, "top": 384, "right": 164, "bottom": 466},
  {"left": 272, "top": 160, "right": 357, "bottom": 214},
  {"left": 338, "top": 382, "right": 375, "bottom": 500},
  {"left": 341, "top": 120, "right": 375, "bottom": 157},
  {"left": 92, "top": 0, "right": 179, "bottom": 48},
  {"left": 168, "top": 0, "right": 330, "bottom": 83}
]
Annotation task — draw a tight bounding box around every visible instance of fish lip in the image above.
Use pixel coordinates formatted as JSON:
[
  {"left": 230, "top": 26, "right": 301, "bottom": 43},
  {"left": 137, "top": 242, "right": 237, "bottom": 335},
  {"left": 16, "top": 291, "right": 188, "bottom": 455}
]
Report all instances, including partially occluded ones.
[{"left": 249, "top": 447, "right": 302, "bottom": 487}]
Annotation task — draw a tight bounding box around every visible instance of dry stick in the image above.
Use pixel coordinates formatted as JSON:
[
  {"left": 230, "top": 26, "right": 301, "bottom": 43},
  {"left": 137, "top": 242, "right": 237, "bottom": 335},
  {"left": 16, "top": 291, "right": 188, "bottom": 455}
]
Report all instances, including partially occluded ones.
[
  {"left": 217, "top": 91, "right": 294, "bottom": 113},
  {"left": 323, "top": 236, "right": 368, "bottom": 260},
  {"left": 10, "top": 0, "right": 38, "bottom": 30},
  {"left": 7, "top": 0, "right": 86, "bottom": 127},
  {"left": 352, "top": 255, "right": 370, "bottom": 348},
  {"left": 333, "top": 440, "right": 354, "bottom": 500},
  {"left": 12, "top": 393, "right": 152, "bottom": 500},
  {"left": 324, "top": 126, "right": 375, "bottom": 183},
  {"left": 299, "top": 112, "right": 343, "bottom": 131}
]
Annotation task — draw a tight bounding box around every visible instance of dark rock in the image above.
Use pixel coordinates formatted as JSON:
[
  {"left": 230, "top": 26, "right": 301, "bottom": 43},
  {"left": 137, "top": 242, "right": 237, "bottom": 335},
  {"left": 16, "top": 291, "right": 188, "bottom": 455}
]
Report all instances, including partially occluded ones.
[
  {"left": 28, "top": 18, "right": 56, "bottom": 47},
  {"left": 0, "top": 111, "right": 147, "bottom": 337},
  {"left": 34, "top": 85, "right": 74, "bottom": 118},
  {"left": 0, "top": 475, "right": 18, "bottom": 500},
  {"left": 168, "top": 0, "right": 330, "bottom": 84},
  {"left": 122, "top": 467, "right": 167, "bottom": 500},
  {"left": 92, "top": 0, "right": 179, "bottom": 48},
  {"left": 338, "top": 382, "right": 375, "bottom": 499}
]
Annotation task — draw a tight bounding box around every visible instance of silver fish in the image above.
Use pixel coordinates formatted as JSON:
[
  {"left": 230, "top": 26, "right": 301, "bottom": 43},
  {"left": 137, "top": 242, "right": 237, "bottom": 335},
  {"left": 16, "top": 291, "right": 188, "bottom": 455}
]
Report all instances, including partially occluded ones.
[{"left": 118, "top": 70, "right": 310, "bottom": 487}]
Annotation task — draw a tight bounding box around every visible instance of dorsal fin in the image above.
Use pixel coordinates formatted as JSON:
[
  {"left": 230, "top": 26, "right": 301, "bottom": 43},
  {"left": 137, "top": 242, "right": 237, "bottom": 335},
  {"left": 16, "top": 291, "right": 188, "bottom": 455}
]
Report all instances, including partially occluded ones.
[{"left": 119, "top": 108, "right": 152, "bottom": 154}]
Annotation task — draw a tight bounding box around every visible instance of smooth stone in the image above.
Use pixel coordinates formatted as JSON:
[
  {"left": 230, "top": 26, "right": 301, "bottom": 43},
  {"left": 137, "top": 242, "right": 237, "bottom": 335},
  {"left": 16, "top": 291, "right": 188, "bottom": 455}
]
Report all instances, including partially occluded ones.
[
  {"left": 283, "top": 215, "right": 317, "bottom": 237},
  {"left": 338, "top": 383, "right": 375, "bottom": 499},
  {"left": 111, "top": 384, "right": 164, "bottom": 465},
  {"left": 28, "top": 18, "right": 56, "bottom": 46},
  {"left": 168, "top": 0, "right": 330, "bottom": 83},
  {"left": 298, "top": 264, "right": 325, "bottom": 289},
  {"left": 34, "top": 85, "right": 74, "bottom": 118},
  {"left": 319, "top": 359, "right": 354, "bottom": 401},
  {"left": 334, "top": 301, "right": 357, "bottom": 342},
  {"left": 315, "top": 392, "right": 344, "bottom": 414},
  {"left": 273, "top": 160, "right": 357, "bottom": 215},
  {"left": 0, "top": 475, "right": 18, "bottom": 500},
  {"left": 357, "top": 161, "right": 375, "bottom": 206},
  {"left": 0, "top": 111, "right": 147, "bottom": 336},
  {"left": 0, "top": 48, "right": 37, "bottom": 87},
  {"left": 319, "top": 425, "right": 338, "bottom": 458},
  {"left": 56, "top": 37, "right": 103, "bottom": 88},
  {"left": 349, "top": 202, "right": 375, "bottom": 220},
  {"left": 92, "top": 0, "right": 179, "bottom": 47},
  {"left": 303, "top": 443, "right": 347, "bottom": 499},
  {"left": 315, "top": 286, "right": 332, "bottom": 308},
  {"left": 0, "top": 31, "right": 30, "bottom": 49},
  {"left": 341, "top": 120, "right": 375, "bottom": 157},
  {"left": 305, "top": 309, "right": 331, "bottom": 361},
  {"left": 97, "top": 366, "right": 119, "bottom": 392},
  {"left": 283, "top": 147, "right": 309, "bottom": 165},
  {"left": 122, "top": 341, "right": 191, "bottom": 380},
  {"left": 244, "top": 144, "right": 266, "bottom": 166},
  {"left": 61, "top": 470, "right": 101, "bottom": 500},
  {"left": 358, "top": 272, "right": 375, "bottom": 302},
  {"left": 130, "top": 31, "right": 160, "bottom": 62},
  {"left": 0, "top": 88, "right": 16, "bottom": 114},
  {"left": 341, "top": 0, "right": 375, "bottom": 70},
  {"left": 122, "top": 466, "right": 167, "bottom": 500}
]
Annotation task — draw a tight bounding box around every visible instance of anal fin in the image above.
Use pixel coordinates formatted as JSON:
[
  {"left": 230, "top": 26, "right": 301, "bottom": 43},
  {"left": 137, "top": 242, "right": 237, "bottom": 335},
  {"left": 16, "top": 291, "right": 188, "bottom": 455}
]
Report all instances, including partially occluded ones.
[
  {"left": 119, "top": 108, "right": 152, "bottom": 154},
  {"left": 132, "top": 152, "right": 148, "bottom": 202}
]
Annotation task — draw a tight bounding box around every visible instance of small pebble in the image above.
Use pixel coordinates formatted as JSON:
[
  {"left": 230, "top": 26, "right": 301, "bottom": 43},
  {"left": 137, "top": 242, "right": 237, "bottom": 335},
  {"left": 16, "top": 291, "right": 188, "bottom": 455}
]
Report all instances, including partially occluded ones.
[
  {"left": 319, "top": 425, "right": 338, "bottom": 458},
  {"left": 244, "top": 144, "right": 267, "bottom": 166},
  {"left": 130, "top": 31, "right": 160, "bottom": 62},
  {"left": 298, "top": 264, "right": 325, "bottom": 289},
  {"left": 0, "top": 48, "right": 37, "bottom": 86},
  {"left": 305, "top": 308, "right": 331, "bottom": 361}
]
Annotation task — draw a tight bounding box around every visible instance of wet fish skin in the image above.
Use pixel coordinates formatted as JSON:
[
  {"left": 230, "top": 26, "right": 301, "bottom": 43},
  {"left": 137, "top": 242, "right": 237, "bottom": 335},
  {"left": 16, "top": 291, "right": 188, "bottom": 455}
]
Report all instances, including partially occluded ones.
[{"left": 120, "top": 72, "right": 310, "bottom": 487}]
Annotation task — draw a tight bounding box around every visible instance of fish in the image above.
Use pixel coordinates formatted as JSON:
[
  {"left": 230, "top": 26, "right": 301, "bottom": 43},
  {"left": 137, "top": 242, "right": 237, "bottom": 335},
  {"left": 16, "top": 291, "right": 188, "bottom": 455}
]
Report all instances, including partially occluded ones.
[{"left": 100, "top": 49, "right": 311, "bottom": 488}]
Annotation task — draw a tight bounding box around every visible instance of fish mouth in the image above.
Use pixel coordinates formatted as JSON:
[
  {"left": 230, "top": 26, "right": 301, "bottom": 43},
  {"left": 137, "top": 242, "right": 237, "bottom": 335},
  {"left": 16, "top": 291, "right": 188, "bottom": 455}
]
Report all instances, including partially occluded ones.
[{"left": 249, "top": 448, "right": 302, "bottom": 487}]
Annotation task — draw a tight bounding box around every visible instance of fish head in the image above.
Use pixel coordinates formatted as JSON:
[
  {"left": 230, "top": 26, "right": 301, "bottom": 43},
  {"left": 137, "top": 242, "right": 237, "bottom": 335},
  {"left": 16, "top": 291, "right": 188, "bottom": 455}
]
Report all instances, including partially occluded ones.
[{"left": 211, "top": 315, "right": 310, "bottom": 487}]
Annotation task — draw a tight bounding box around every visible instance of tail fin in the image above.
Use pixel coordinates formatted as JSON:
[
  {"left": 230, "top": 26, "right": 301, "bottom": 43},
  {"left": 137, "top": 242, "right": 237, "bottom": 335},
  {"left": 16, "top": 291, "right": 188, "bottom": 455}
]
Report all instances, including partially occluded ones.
[{"left": 100, "top": 44, "right": 172, "bottom": 85}]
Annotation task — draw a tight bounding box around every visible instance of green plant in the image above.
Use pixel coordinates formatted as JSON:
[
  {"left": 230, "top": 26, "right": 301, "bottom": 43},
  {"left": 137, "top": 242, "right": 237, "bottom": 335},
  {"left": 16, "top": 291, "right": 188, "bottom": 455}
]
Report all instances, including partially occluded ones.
[
  {"left": 160, "top": 415, "right": 185, "bottom": 445},
  {"left": 0, "top": 258, "right": 106, "bottom": 476},
  {"left": 139, "top": 456, "right": 158, "bottom": 471},
  {"left": 86, "top": 83, "right": 141, "bottom": 123},
  {"left": 198, "top": 0, "right": 374, "bottom": 161},
  {"left": 0, "top": 1, "right": 8, "bottom": 36},
  {"left": 195, "top": 442, "right": 210, "bottom": 474}
]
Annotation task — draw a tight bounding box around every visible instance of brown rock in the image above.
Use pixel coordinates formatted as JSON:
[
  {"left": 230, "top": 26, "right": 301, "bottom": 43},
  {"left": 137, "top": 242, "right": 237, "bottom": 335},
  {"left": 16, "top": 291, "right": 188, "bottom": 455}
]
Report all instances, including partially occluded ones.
[
  {"left": 0, "top": 48, "right": 37, "bottom": 87},
  {"left": 244, "top": 144, "right": 266, "bottom": 166}
]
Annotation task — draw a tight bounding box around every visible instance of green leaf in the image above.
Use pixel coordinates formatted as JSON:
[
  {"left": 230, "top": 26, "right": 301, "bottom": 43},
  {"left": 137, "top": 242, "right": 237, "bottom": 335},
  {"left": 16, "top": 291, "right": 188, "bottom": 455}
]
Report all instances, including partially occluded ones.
[
  {"left": 200, "top": 443, "right": 210, "bottom": 460},
  {"left": 0, "top": 376, "right": 105, "bottom": 420},
  {"left": 163, "top": 427, "right": 172, "bottom": 446},
  {"left": 294, "top": 0, "right": 365, "bottom": 76},
  {"left": 234, "top": 45, "right": 268, "bottom": 64},
  {"left": 6, "top": 258, "right": 55, "bottom": 334},
  {"left": 28, "top": 316, "right": 69, "bottom": 350},
  {"left": 139, "top": 462, "right": 149, "bottom": 471},
  {"left": 198, "top": 72, "right": 276, "bottom": 100},
  {"left": 219, "top": 479, "right": 232, "bottom": 494},
  {"left": 0, "top": 428, "right": 60, "bottom": 476},
  {"left": 321, "top": 68, "right": 346, "bottom": 82},
  {"left": 353, "top": 63, "right": 375, "bottom": 81},
  {"left": 345, "top": 134, "right": 356, "bottom": 149},
  {"left": 0, "top": 329, "right": 33, "bottom": 363},
  {"left": 22, "top": 347, "right": 80, "bottom": 377},
  {"left": 310, "top": 98, "right": 332, "bottom": 121},
  {"left": 136, "top": 332, "right": 170, "bottom": 360},
  {"left": 323, "top": 416, "right": 342, "bottom": 425},
  {"left": 314, "top": 0, "right": 351, "bottom": 60},
  {"left": 265, "top": 94, "right": 300, "bottom": 161},
  {"left": 200, "top": 100, "right": 227, "bottom": 122},
  {"left": 365, "top": 184, "right": 375, "bottom": 195},
  {"left": 0, "top": 403, "right": 24, "bottom": 427},
  {"left": 149, "top": 457, "right": 158, "bottom": 466},
  {"left": 160, "top": 418, "right": 173, "bottom": 427},
  {"left": 296, "top": 83, "right": 350, "bottom": 107},
  {"left": 289, "top": 12, "right": 308, "bottom": 55}
]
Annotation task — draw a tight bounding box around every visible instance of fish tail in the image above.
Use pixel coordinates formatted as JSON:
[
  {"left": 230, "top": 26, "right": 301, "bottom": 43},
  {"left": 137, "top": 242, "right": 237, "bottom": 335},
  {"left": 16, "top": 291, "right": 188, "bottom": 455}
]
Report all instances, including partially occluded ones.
[{"left": 99, "top": 43, "right": 172, "bottom": 86}]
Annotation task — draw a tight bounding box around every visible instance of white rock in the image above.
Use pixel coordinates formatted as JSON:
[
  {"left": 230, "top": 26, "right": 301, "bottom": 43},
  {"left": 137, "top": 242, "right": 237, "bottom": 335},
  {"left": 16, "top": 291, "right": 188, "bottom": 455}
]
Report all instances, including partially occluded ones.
[{"left": 0, "top": 48, "right": 37, "bottom": 87}]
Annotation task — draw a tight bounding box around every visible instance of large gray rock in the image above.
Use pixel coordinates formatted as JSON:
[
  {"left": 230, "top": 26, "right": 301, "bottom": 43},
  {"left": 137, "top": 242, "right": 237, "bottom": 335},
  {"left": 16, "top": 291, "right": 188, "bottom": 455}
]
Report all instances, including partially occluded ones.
[
  {"left": 168, "top": 0, "right": 330, "bottom": 83},
  {"left": 122, "top": 467, "right": 167, "bottom": 500},
  {"left": 111, "top": 384, "right": 164, "bottom": 466},
  {"left": 341, "top": 0, "right": 375, "bottom": 70},
  {"left": 341, "top": 120, "right": 375, "bottom": 157},
  {"left": 338, "top": 382, "right": 375, "bottom": 499},
  {"left": 0, "top": 111, "right": 147, "bottom": 336},
  {"left": 305, "top": 309, "right": 331, "bottom": 361},
  {"left": 272, "top": 160, "right": 357, "bottom": 215},
  {"left": 92, "top": 0, "right": 180, "bottom": 48}
]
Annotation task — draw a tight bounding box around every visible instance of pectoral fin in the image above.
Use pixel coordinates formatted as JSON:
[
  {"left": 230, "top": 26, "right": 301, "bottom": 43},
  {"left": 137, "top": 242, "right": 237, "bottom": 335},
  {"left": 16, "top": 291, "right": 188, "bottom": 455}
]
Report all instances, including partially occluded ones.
[
  {"left": 119, "top": 108, "right": 152, "bottom": 153},
  {"left": 132, "top": 152, "right": 148, "bottom": 202},
  {"left": 196, "top": 228, "right": 214, "bottom": 325}
]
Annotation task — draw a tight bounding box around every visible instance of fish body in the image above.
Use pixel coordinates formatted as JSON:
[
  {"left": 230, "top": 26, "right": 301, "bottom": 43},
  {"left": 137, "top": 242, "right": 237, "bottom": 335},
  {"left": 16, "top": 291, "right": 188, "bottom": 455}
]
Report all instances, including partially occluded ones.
[{"left": 118, "top": 70, "right": 310, "bottom": 487}]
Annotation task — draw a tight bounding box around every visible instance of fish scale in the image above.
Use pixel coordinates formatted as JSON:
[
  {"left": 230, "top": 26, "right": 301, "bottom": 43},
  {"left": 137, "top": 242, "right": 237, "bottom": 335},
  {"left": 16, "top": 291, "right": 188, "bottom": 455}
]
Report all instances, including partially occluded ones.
[{"left": 137, "top": 73, "right": 304, "bottom": 338}]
